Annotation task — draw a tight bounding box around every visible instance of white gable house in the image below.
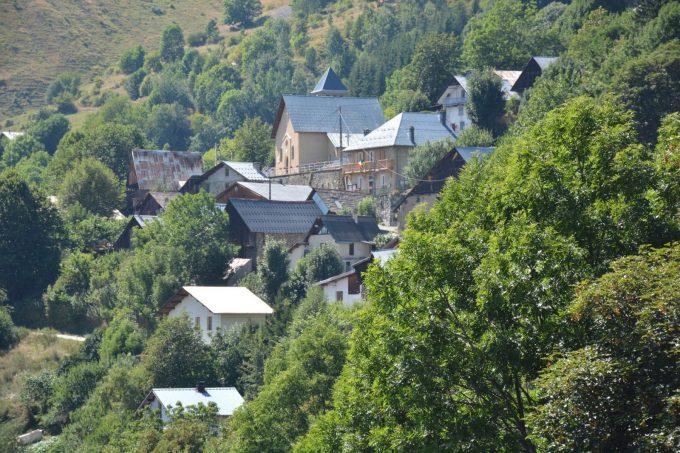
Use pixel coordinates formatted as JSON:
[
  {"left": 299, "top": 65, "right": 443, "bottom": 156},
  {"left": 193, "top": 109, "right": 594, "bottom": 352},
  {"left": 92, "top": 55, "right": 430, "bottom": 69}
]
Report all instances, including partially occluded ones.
[
  {"left": 139, "top": 384, "right": 244, "bottom": 423},
  {"left": 159, "top": 286, "right": 273, "bottom": 344}
]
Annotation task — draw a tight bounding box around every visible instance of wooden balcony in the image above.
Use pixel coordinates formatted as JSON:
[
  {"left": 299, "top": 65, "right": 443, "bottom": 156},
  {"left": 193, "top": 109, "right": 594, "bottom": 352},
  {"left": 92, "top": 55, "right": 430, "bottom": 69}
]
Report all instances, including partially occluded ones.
[{"left": 342, "top": 159, "right": 394, "bottom": 174}]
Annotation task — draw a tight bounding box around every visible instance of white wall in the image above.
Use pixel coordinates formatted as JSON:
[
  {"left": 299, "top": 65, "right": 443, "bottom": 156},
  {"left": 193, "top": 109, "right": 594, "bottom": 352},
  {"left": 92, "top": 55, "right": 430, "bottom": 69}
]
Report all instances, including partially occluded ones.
[
  {"left": 320, "top": 276, "right": 363, "bottom": 306},
  {"left": 201, "top": 166, "right": 247, "bottom": 196},
  {"left": 149, "top": 399, "right": 171, "bottom": 424},
  {"left": 307, "top": 234, "right": 372, "bottom": 271}
]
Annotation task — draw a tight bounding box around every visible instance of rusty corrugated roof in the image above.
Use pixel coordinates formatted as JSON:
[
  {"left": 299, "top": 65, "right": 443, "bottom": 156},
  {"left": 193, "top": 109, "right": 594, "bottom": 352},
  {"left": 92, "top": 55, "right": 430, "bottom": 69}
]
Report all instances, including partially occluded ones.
[{"left": 131, "top": 149, "right": 203, "bottom": 191}]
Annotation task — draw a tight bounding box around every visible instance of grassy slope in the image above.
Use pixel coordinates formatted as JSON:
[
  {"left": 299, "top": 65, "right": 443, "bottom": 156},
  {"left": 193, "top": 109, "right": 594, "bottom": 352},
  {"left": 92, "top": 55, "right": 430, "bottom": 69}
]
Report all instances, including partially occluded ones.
[
  {"left": 0, "top": 0, "right": 224, "bottom": 119},
  {"left": 0, "top": 330, "right": 81, "bottom": 443}
]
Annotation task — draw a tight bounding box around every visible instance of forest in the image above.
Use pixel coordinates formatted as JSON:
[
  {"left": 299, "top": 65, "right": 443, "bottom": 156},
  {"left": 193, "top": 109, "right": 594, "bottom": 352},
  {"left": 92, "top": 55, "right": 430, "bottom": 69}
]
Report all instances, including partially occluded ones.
[{"left": 0, "top": 0, "right": 679, "bottom": 451}]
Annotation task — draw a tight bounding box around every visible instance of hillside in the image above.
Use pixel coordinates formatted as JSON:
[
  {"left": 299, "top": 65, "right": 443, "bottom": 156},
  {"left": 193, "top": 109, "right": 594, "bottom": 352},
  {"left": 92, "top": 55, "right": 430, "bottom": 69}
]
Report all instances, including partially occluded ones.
[{"left": 0, "top": 0, "right": 226, "bottom": 119}]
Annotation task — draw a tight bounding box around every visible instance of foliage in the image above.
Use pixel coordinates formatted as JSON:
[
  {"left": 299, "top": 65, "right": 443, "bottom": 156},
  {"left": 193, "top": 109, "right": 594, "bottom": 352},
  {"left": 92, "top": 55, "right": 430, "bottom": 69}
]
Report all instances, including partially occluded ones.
[
  {"left": 28, "top": 113, "right": 70, "bottom": 154},
  {"left": 194, "top": 62, "right": 242, "bottom": 114},
  {"left": 223, "top": 0, "right": 262, "bottom": 27},
  {"left": 143, "top": 315, "right": 214, "bottom": 387},
  {"left": 224, "top": 289, "right": 350, "bottom": 452},
  {"left": 46, "top": 72, "right": 81, "bottom": 103},
  {"left": 160, "top": 24, "right": 185, "bottom": 62},
  {"left": 10, "top": 151, "right": 51, "bottom": 187},
  {"left": 124, "top": 68, "right": 147, "bottom": 100},
  {"left": 612, "top": 40, "right": 680, "bottom": 144},
  {"left": 455, "top": 124, "right": 494, "bottom": 147},
  {"left": 187, "top": 31, "right": 208, "bottom": 47},
  {"left": 99, "top": 311, "right": 147, "bottom": 364},
  {"left": 58, "top": 158, "right": 121, "bottom": 216},
  {"left": 258, "top": 240, "right": 290, "bottom": 302},
  {"left": 354, "top": 196, "right": 376, "bottom": 219},
  {"left": 218, "top": 117, "right": 273, "bottom": 165},
  {"left": 146, "top": 102, "right": 192, "bottom": 150},
  {"left": 0, "top": 306, "right": 19, "bottom": 351},
  {"left": 2, "top": 134, "right": 44, "bottom": 167},
  {"left": 528, "top": 244, "right": 680, "bottom": 451},
  {"left": 205, "top": 19, "right": 221, "bottom": 44},
  {"left": 403, "top": 138, "right": 454, "bottom": 183},
  {"left": 119, "top": 45, "right": 145, "bottom": 74},
  {"left": 465, "top": 68, "right": 505, "bottom": 136},
  {"left": 153, "top": 403, "right": 219, "bottom": 452},
  {"left": 47, "top": 361, "right": 106, "bottom": 424},
  {"left": 0, "top": 172, "right": 63, "bottom": 308}
]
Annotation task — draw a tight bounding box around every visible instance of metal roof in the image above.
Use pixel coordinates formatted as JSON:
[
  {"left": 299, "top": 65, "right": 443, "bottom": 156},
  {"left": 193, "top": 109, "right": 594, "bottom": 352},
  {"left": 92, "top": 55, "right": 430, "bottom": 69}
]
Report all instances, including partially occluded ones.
[
  {"left": 133, "top": 215, "right": 160, "bottom": 228},
  {"left": 237, "top": 182, "right": 314, "bottom": 201},
  {"left": 372, "top": 249, "right": 398, "bottom": 266},
  {"left": 150, "top": 387, "right": 244, "bottom": 417},
  {"left": 344, "top": 112, "right": 456, "bottom": 151},
  {"left": 311, "top": 67, "right": 349, "bottom": 96},
  {"left": 455, "top": 147, "right": 495, "bottom": 162},
  {"left": 533, "top": 56, "right": 558, "bottom": 71},
  {"left": 222, "top": 161, "right": 268, "bottom": 181},
  {"left": 181, "top": 286, "right": 273, "bottom": 314},
  {"left": 131, "top": 150, "right": 203, "bottom": 191},
  {"left": 273, "top": 95, "right": 384, "bottom": 136},
  {"left": 228, "top": 199, "right": 322, "bottom": 234},
  {"left": 0, "top": 131, "right": 25, "bottom": 140},
  {"left": 319, "top": 215, "right": 381, "bottom": 243}
]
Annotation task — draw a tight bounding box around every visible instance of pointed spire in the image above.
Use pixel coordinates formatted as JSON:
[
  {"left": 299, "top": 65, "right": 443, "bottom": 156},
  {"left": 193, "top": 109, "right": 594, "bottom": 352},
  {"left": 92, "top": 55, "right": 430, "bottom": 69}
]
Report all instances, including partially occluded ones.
[{"left": 310, "top": 67, "right": 349, "bottom": 96}]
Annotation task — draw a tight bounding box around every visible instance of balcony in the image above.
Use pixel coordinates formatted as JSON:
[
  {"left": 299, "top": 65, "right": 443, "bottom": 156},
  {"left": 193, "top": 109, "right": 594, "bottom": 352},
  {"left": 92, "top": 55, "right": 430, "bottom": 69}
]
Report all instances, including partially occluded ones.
[
  {"left": 342, "top": 159, "right": 394, "bottom": 174},
  {"left": 441, "top": 96, "right": 466, "bottom": 107}
]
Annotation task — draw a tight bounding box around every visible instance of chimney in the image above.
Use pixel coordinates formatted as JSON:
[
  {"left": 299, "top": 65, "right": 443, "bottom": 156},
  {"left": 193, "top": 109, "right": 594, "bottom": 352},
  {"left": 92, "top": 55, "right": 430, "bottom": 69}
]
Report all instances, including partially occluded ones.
[
  {"left": 363, "top": 129, "right": 370, "bottom": 136},
  {"left": 196, "top": 381, "right": 206, "bottom": 393},
  {"left": 438, "top": 111, "right": 446, "bottom": 126},
  {"left": 409, "top": 126, "right": 415, "bottom": 145}
]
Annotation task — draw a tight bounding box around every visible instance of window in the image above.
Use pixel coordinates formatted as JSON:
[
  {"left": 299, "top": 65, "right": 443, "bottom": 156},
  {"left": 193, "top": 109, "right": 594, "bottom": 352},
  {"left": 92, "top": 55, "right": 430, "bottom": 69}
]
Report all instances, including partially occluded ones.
[
  {"left": 207, "top": 316, "right": 212, "bottom": 331},
  {"left": 336, "top": 291, "right": 343, "bottom": 302},
  {"left": 345, "top": 261, "right": 351, "bottom": 272},
  {"left": 291, "top": 145, "right": 295, "bottom": 160},
  {"left": 225, "top": 167, "right": 230, "bottom": 177},
  {"left": 458, "top": 105, "right": 464, "bottom": 115},
  {"left": 349, "top": 243, "right": 355, "bottom": 256},
  {"left": 278, "top": 147, "right": 282, "bottom": 161},
  {"left": 460, "top": 121, "right": 466, "bottom": 130},
  {"left": 382, "top": 175, "right": 386, "bottom": 186},
  {"left": 194, "top": 317, "right": 200, "bottom": 328}
]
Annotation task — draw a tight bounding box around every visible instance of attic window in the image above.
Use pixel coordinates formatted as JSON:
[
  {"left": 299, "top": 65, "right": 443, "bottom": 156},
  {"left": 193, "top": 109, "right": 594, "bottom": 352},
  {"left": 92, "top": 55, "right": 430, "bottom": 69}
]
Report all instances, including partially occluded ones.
[{"left": 225, "top": 168, "right": 230, "bottom": 177}]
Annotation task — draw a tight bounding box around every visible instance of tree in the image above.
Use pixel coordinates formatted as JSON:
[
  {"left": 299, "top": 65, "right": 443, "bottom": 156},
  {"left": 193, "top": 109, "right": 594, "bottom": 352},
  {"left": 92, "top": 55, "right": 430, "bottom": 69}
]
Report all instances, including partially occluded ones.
[
  {"left": 455, "top": 125, "right": 494, "bottom": 147},
  {"left": 1, "top": 134, "right": 44, "bottom": 167},
  {"left": 0, "top": 172, "right": 63, "bottom": 307},
  {"left": 528, "top": 244, "right": 680, "bottom": 451},
  {"left": 0, "top": 305, "right": 19, "bottom": 351},
  {"left": 144, "top": 315, "right": 215, "bottom": 387},
  {"left": 400, "top": 33, "right": 459, "bottom": 103},
  {"left": 612, "top": 40, "right": 680, "bottom": 144},
  {"left": 146, "top": 103, "right": 192, "bottom": 150},
  {"left": 124, "top": 68, "right": 147, "bottom": 100},
  {"left": 465, "top": 68, "right": 505, "bottom": 136},
  {"left": 119, "top": 45, "right": 145, "bottom": 74},
  {"left": 219, "top": 117, "right": 273, "bottom": 165},
  {"left": 46, "top": 72, "right": 80, "bottom": 103},
  {"left": 224, "top": 0, "right": 262, "bottom": 27},
  {"left": 28, "top": 113, "right": 70, "bottom": 154},
  {"left": 48, "top": 361, "right": 106, "bottom": 424},
  {"left": 403, "top": 139, "right": 454, "bottom": 183},
  {"left": 160, "top": 25, "right": 185, "bottom": 63},
  {"left": 356, "top": 196, "right": 377, "bottom": 218},
  {"left": 258, "top": 240, "right": 289, "bottom": 302},
  {"left": 194, "top": 62, "right": 241, "bottom": 114},
  {"left": 205, "top": 19, "right": 220, "bottom": 43},
  {"left": 59, "top": 158, "right": 120, "bottom": 216},
  {"left": 148, "top": 70, "right": 194, "bottom": 109}
]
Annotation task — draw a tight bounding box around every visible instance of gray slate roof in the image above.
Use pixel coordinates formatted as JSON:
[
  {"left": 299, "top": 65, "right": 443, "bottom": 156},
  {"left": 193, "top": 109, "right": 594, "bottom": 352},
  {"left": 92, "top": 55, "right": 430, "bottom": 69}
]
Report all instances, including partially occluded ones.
[
  {"left": 131, "top": 149, "right": 203, "bottom": 191},
  {"left": 311, "top": 67, "right": 349, "bottom": 96},
  {"left": 533, "top": 56, "right": 558, "bottom": 70},
  {"left": 150, "top": 387, "right": 244, "bottom": 417},
  {"left": 274, "top": 95, "right": 384, "bottom": 136},
  {"left": 229, "top": 199, "right": 322, "bottom": 234},
  {"left": 223, "top": 161, "right": 268, "bottom": 181},
  {"left": 455, "top": 147, "right": 495, "bottom": 162},
  {"left": 238, "top": 182, "right": 314, "bottom": 201},
  {"left": 319, "top": 215, "right": 381, "bottom": 243},
  {"left": 344, "top": 112, "right": 456, "bottom": 151},
  {"left": 315, "top": 189, "right": 367, "bottom": 213}
]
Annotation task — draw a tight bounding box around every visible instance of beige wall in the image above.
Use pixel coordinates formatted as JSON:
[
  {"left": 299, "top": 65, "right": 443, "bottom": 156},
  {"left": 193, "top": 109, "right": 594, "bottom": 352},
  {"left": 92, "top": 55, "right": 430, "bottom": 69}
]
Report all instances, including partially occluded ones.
[
  {"left": 345, "top": 146, "right": 411, "bottom": 194},
  {"left": 397, "top": 193, "right": 437, "bottom": 230}
]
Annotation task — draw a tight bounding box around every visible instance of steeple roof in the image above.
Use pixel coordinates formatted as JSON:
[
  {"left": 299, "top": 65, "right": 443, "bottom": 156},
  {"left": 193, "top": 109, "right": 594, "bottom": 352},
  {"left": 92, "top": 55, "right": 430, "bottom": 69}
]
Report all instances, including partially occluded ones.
[{"left": 311, "top": 67, "right": 349, "bottom": 96}]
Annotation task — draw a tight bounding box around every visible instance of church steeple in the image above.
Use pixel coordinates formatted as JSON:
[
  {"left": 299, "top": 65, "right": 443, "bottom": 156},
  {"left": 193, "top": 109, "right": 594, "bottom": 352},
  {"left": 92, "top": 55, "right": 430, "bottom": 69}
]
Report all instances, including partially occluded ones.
[{"left": 310, "top": 67, "right": 349, "bottom": 96}]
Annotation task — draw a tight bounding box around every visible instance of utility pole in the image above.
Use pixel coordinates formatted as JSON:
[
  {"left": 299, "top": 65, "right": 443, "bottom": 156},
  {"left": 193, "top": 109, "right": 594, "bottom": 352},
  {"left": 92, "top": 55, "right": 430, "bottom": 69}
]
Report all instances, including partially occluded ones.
[{"left": 339, "top": 107, "right": 343, "bottom": 151}]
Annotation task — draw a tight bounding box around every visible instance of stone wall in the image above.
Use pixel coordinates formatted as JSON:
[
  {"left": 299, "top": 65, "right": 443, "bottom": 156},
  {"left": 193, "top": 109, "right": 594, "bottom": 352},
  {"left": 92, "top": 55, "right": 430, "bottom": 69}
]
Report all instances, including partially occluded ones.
[{"left": 271, "top": 169, "right": 344, "bottom": 190}]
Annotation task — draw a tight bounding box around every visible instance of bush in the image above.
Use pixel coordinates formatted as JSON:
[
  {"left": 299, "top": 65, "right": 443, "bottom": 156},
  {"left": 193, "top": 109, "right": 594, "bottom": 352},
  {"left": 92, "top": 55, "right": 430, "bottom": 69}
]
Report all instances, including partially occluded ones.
[
  {"left": 356, "top": 196, "right": 377, "bottom": 218},
  {"left": 0, "top": 307, "right": 19, "bottom": 351},
  {"left": 123, "top": 68, "right": 147, "bottom": 100},
  {"left": 119, "top": 45, "right": 145, "bottom": 74},
  {"left": 46, "top": 72, "right": 80, "bottom": 103},
  {"left": 187, "top": 32, "right": 207, "bottom": 47}
]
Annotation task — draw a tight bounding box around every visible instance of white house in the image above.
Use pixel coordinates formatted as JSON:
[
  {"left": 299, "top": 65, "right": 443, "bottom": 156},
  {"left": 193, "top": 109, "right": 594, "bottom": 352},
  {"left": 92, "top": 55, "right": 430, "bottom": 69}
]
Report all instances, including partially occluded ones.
[
  {"left": 181, "top": 161, "right": 269, "bottom": 196},
  {"left": 437, "top": 71, "right": 521, "bottom": 132},
  {"left": 159, "top": 286, "right": 273, "bottom": 344},
  {"left": 139, "top": 384, "right": 244, "bottom": 423}
]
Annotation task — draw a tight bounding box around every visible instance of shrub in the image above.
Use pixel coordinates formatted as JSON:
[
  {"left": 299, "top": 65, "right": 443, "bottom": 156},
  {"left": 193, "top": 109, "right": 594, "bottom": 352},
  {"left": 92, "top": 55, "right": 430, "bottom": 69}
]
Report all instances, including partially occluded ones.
[
  {"left": 0, "top": 307, "right": 19, "bottom": 351},
  {"left": 187, "top": 32, "right": 207, "bottom": 47},
  {"left": 119, "top": 45, "right": 145, "bottom": 74}
]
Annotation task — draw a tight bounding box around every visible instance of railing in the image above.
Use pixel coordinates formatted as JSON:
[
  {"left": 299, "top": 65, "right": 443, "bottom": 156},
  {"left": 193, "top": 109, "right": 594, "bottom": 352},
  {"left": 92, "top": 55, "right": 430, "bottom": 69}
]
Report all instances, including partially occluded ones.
[
  {"left": 441, "top": 96, "right": 466, "bottom": 107},
  {"left": 342, "top": 159, "right": 394, "bottom": 174},
  {"left": 270, "top": 159, "right": 346, "bottom": 176}
]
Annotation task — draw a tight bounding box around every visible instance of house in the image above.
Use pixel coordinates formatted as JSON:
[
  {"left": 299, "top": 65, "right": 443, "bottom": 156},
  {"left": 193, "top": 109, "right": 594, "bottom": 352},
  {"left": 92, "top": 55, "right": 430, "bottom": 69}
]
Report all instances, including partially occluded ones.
[
  {"left": 316, "top": 248, "right": 398, "bottom": 304},
  {"left": 159, "top": 286, "right": 273, "bottom": 344},
  {"left": 437, "top": 71, "right": 521, "bottom": 132},
  {"left": 511, "top": 56, "right": 558, "bottom": 94},
  {"left": 139, "top": 384, "right": 244, "bottom": 423},
  {"left": 127, "top": 149, "right": 203, "bottom": 211},
  {"left": 271, "top": 68, "right": 385, "bottom": 176},
  {"left": 342, "top": 112, "right": 457, "bottom": 194},
  {"left": 133, "top": 191, "right": 179, "bottom": 215},
  {"left": 216, "top": 181, "right": 315, "bottom": 204},
  {"left": 226, "top": 199, "right": 323, "bottom": 264},
  {"left": 181, "top": 161, "right": 268, "bottom": 196},
  {"left": 392, "top": 146, "right": 494, "bottom": 229},
  {"left": 113, "top": 215, "right": 160, "bottom": 250},
  {"left": 290, "top": 215, "right": 382, "bottom": 271}
]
